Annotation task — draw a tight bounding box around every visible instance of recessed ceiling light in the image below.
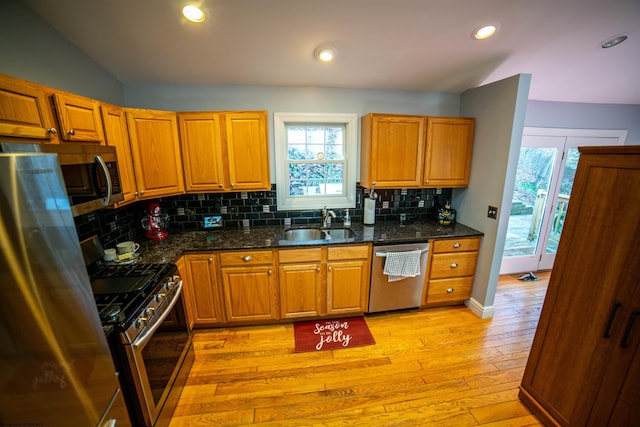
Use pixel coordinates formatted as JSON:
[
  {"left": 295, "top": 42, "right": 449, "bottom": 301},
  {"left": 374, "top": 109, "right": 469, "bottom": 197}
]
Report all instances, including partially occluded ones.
[
  {"left": 601, "top": 35, "right": 628, "bottom": 48},
  {"left": 183, "top": 5, "right": 205, "bottom": 23},
  {"left": 473, "top": 25, "right": 498, "bottom": 40},
  {"left": 314, "top": 45, "right": 336, "bottom": 62}
]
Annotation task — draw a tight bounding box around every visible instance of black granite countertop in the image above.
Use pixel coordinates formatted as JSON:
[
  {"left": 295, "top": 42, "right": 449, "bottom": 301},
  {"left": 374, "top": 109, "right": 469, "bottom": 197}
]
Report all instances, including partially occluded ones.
[{"left": 137, "top": 220, "right": 483, "bottom": 264}]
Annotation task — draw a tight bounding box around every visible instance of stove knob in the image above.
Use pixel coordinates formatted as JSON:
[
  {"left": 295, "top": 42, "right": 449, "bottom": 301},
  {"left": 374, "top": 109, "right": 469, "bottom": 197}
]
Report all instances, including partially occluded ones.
[
  {"left": 155, "top": 293, "right": 166, "bottom": 302},
  {"left": 145, "top": 307, "right": 155, "bottom": 318},
  {"left": 172, "top": 275, "right": 181, "bottom": 282},
  {"left": 136, "top": 317, "right": 148, "bottom": 328},
  {"left": 165, "top": 281, "right": 175, "bottom": 291}
]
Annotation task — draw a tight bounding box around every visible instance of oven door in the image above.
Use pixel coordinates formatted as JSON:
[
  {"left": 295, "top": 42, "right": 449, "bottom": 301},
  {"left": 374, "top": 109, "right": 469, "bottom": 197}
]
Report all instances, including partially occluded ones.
[{"left": 124, "top": 282, "right": 193, "bottom": 426}]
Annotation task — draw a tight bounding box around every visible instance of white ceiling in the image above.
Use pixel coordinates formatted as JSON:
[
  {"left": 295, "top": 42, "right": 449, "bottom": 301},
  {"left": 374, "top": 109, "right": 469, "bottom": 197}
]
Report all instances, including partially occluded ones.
[{"left": 24, "top": 0, "right": 640, "bottom": 104}]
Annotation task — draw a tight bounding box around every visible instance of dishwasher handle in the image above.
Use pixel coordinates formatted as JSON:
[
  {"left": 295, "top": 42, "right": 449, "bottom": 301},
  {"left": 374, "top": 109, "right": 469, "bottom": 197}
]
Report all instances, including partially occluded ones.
[{"left": 375, "top": 247, "right": 429, "bottom": 257}]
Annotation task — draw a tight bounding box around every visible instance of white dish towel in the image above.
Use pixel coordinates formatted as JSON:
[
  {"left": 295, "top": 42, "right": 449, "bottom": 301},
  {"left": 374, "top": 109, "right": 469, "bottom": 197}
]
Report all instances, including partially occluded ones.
[{"left": 383, "top": 249, "right": 422, "bottom": 282}]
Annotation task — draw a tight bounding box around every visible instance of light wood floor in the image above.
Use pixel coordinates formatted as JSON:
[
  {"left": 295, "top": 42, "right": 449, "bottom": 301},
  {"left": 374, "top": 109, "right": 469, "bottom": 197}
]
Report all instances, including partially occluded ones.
[{"left": 169, "top": 272, "right": 550, "bottom": 426}]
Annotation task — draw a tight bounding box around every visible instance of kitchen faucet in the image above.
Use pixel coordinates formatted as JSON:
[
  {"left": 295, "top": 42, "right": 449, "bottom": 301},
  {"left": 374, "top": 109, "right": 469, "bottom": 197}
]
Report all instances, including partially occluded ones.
[{"left": 321, "top": 206, "right": 336, "bottom": 228}]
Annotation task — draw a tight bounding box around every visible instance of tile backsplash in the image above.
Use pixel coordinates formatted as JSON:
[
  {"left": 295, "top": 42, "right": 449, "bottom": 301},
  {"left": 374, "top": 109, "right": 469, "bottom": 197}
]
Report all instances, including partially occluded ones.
[{"left": 74, "top": 184, "right": 452, "bottom": 248}]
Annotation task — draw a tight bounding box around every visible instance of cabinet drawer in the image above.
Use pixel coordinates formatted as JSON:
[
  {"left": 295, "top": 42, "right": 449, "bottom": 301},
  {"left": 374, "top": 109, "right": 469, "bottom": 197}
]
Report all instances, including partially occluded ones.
[
  {"left": 278, "top": 248, "right": 322, "bottom": 263},
  {"left": 426, "top": 277, "right": 473, "bottom": 304},
  {"left": 219, "top": 250, "right": 273, "bottom": 266},
  {"left": 327, "top": 245, "right": 370, "bottom": 261},
  {"left": 429, "top": 252, "right": 478, "bottom": 279},
  {"left": 432, "top": 237, "right": 480, "bottom": 254}
]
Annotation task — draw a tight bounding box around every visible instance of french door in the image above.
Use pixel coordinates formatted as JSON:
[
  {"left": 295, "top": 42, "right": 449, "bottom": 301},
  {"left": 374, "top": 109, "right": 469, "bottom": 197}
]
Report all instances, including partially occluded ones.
[{"left": 500, "top": 128, "right": 626, "bottom": 275}]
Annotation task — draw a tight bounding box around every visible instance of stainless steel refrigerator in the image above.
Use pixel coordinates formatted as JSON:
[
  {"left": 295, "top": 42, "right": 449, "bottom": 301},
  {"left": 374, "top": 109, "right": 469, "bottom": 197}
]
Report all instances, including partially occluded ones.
[{"left": 0, "top": 153, "right": 131, "bottom": 426}]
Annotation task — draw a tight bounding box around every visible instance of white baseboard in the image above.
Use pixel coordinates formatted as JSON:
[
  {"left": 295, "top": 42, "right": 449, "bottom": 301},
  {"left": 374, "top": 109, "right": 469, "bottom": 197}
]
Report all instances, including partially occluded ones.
[{"left": 465, "top": 297, "right": 495, "bottom": 319}]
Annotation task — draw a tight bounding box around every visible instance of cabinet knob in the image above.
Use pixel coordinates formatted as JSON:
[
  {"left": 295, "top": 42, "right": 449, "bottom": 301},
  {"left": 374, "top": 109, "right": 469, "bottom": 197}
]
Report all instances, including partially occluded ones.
[
  {"left": 328, "top": 266, "right": 332, "bottom": 271},
  {"left": 140, "top": 190, "right": 145, "bottom": 195},
  {"left": 231, "top": 183, "right": 235, "bottom": 188},
  {"left": 67, "top": 128, "right": 75, "bottom": 136},
  {"left": 268, "top": 269, "right": 272, "bottom": 275},
  {"left": 453, "top": 242, "right": 461, "bottom": 248},
  {"left": 47, "top": 127, "right": 57, "bottom": 135},
  {"left": 208, "top": 258, "right": 213, "bottom": 263},
  {"left": 425, "top": 179, "right": 429, "bottom": 184},
  {"left": 219, "top": 183, "right": 223, "bottom": 188},
  {"left": 317, "top": 267, "right": 321, "bottom": 272},
  {"left": 446, "top": 288, "right": 454, "bottom": 293},
  {"left": 242, "top": 255, "right": 252, "bottom": 262},
  {"left": 450, "top": 263, "right": 458, "bottom": 268},
  {"left": 134, "top": 191, "right": 138, "bottom": 196}
]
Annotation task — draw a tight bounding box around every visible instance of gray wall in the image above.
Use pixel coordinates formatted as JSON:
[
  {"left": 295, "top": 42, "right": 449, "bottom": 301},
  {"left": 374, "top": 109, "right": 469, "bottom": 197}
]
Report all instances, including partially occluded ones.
[
  {"left": 0, "top": 0, "right": 124, "bottom": 105},
  {"left": 454, "top": 74, "right": 532, "bottom": 318},
  {"left": 526, "top": 100, "right": 640, "bottom": 145}
]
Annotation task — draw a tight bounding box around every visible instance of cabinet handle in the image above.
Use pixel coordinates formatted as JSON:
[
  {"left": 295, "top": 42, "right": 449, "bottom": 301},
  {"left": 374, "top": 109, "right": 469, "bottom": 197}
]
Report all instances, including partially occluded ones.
[
  {"left": 67, "top": 128, "right": 75, "bottom": 136},
  {"left": 446, "top": 288, "right": 454, "bottom": 293},
  {"left": 453, "top": 242, "right": 461, "bottom": 248},
  {"left": 140, "top": 190, "right": 145, "bottom": 195},
  {"left": 231, "top": 183, "right": 235, "bottom": 188},
  {"left": 621, "top": 310, "right": 639, "bottom": 348},
  {"left": 219, "top": 184, "right": 223, "bottom": 188},
  {"left": 134, "top": 191, "right": 138, "bottom": 196},
  {"left": 317, "top": 267, "right": 321, "bottom": 272},
  {"left": 208, "top": 258, "right": 213, "bottom": 263},
  {"left": 328, "top": 266, "right": 332, "bottom": 271},
  {"left": 242, "top": 255, "right": 252, "bottom": 262},
  {"left": 425, "top": 179, "right": 429, "bottom": 184},
  {"left": 450, "top": 263, "right": 458, "bottom": 268},
  {"left": 268, "top": 269, "right": 272, "bottom": 275},
  {"left": 47, "top": 127, "right": 57, "bottom": 134},
  {"left": 604, "top": 302, "right": 622, "bottom": 338}
]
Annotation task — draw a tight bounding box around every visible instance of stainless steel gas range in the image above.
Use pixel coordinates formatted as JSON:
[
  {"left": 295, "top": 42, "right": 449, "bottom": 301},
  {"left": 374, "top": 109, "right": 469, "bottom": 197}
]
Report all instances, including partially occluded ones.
[{"left": 88, "top": 255, "right": 194, "bottom": 427}]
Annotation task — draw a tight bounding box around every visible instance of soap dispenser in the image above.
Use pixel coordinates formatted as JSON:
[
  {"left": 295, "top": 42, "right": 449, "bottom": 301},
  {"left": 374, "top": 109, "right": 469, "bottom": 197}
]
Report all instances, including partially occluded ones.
[{"left": 343, "top": 209, "right": 351, "bottom": 227}]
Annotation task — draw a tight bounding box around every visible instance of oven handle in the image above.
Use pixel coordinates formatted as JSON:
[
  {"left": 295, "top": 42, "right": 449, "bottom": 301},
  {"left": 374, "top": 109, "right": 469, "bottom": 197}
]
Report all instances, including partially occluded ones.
[{"left": 132, "top": 280, "right": 183, "bottom": 349}]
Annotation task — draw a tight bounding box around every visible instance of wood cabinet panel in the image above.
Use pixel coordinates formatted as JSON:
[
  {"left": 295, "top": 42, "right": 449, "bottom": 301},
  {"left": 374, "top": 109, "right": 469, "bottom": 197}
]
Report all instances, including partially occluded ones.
[
  {"left": 519, "top": 146, "right": 640, "bottom": 426},
  {"left": 326, "top": 259, "right": 370, "bottom": 315},
  {"left": 429, "top": 252, "right": 478, "bottom": 279},
  {"left": 219, "top": 250, "right": 274, "bottom": 267},
  {"left": 53, "top": 92, "right": 104, "bottom": 143},
  {"left": 431, "top": 237, "right": 480, "bottom": 253},
  {"left": 424, "top": 117, "right": 474, "bottom": 187},
  {"left": 182, "top": 254, "right": 225, "bottom": 326},
  {"left": 101, "top": 103, "right": 138, "bottom": 205},
  {"left": 178, "top": 112, "right": 225, "bottom": 191},
  {"left": 225, "top": 111, "right": 270, "bottom": 191},
  {"left": 125, "top": 108, "right": 184, "bottom": 199},
  {"left": 220, "top": 264, "right": 279, "bottom": 322},
  {"left": 425, "top": 277, "right": 473, "bottom": 305},
  {"left": 279, "top": 262, "right": 322, "bottom": 319},
  {"left": 0, "top": 74, "right": 57, "bottom": 140}
]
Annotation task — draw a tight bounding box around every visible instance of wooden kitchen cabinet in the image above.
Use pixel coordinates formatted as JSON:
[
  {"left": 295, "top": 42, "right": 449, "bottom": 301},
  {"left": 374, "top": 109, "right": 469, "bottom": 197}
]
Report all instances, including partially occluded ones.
[
  {"left": 219, "top": 249, "right": 279, "bottom": 323},
  {"left": 326, "top": 245, "right": 371, "bottom": 315},
  {"left": 180, "top": 254, "right": 226, "bottom": 326},
  {"left": 360, "top": 113, "right": 426, "bottom": 189},
  {"left": 519, "top": 146, "right": 640, "bottom": 426},
  {"left": 0, "top": 73, "right": 58, "bottom": 140},
  {"left": 360, "top": 113, "right": 475, "bottom": 189},
  {"left": 178, "top": 110, "right": 270, "bottom": 192},
  {"left": 278, "top": 244, "right": 371, "bottom": 319},
  {"left": 423, "top": 117, "right": 475, "bottom": 187},
  {"left": 101, "top": 103, "right": 138, "bottom": 206},
  {"left": 423, "top": 237, "right": 480, "bottom": 306},
  {"left": 52, "top": 92, "right": 104, "bottom": 143},
  {"left": 278, "top": 248, "right": 323, "bottom": 319},
  {"left": 125, "top": 108, "right": 185, "bottom": 199}
]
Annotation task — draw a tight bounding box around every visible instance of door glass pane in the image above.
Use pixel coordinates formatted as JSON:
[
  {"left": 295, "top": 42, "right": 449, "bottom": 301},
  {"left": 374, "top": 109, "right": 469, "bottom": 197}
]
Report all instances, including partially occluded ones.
[
  {"left": 503, "top": 147, "right": 557, "bottom": 257},
  {"left": 545, "top": 147, "right": 579, "bottom": 254}
]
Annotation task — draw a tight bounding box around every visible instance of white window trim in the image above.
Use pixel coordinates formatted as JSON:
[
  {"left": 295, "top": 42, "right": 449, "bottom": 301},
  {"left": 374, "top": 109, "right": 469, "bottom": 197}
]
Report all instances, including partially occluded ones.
[{"left": 274, "top": 112, "right": 358, "bottom": 211}]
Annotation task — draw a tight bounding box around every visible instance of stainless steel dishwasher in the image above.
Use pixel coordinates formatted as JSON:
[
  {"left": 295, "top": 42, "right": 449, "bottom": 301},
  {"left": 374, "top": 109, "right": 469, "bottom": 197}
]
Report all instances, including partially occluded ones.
[{"left": 367, "top": 242, "right": 429, "bottom": 313}]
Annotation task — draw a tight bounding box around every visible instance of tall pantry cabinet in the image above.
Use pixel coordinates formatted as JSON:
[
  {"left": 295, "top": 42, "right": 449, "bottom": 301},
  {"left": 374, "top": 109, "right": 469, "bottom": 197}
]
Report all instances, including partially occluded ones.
[{"left": 519, "top": 146, "right": 640, "bottom": 426}]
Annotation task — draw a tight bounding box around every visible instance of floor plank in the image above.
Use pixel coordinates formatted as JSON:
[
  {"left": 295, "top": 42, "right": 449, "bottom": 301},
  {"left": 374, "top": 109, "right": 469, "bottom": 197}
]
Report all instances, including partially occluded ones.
[{"left": 169, "top": 272, "right": 549, "bottom": 426}]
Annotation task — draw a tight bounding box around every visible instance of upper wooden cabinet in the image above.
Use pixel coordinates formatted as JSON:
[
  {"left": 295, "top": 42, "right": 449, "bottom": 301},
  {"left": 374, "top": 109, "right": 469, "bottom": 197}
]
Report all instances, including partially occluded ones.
[
  {"left": 52, "top": 92, "right": 104, "bottom": 143},
  {"left": 178, "top": 111, "right": 270, "bottom": 192},
  {"left": 101, "top": 103, "right": 138, "bottom": 206},
  {"left": 125, "top": 108, "right": 185, "bottom": 199},
  {"left": 0, "top": 74, "right": 57, "bottom": 140},
  {"left": 360, "top": 113, "right": 426, "bottom": 189},
  {"left": 424, "top": 117, "right": 475, "bottom": 187},
  {"left": 360, "top": 113, "right": 475, "bottom": 189}
]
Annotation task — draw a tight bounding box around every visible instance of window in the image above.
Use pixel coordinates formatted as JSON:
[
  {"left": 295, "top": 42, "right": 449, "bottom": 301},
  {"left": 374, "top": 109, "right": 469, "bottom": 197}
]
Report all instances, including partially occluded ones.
[{"left": 274, "top": 112, "right": 357, "bottom": 211}]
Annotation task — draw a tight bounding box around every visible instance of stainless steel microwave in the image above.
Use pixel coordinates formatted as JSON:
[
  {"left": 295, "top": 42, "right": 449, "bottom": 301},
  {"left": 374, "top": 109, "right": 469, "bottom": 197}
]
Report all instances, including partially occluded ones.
[{"left": 1, "top": 143, "right": 124, "bottom": 217}]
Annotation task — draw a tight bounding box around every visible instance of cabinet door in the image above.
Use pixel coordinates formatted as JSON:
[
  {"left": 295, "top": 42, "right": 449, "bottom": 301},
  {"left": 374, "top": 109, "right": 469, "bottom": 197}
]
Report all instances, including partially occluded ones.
[
  {"left": 360, "top": 114, "right": 425, "bottom": 188},
  {"left": 520, "top": 149, "right": 640, "bottom": 425},
  {"left": 220, "top": 265, "right": 279, "bottom": 322},
  {"left": 52, "top": 93, "right": 104, "bottom": 143},
  {"left": 424, "top": 117, "right": 474, "bottom": 187},
  {"left": 224, "top": 111, "right": 270, "bottom": 191},
  {"left": 0, "top": 75, "right": 56, "bottom": 140},
  {"left": 279, "top": 263, "right": 322, "bottom": 319},
  {"left": 101, "top": 104, "right": 138, "bottom": 205},
  {"left": 183, "top": 254, "right": 225, "bottom": 325},
  {"left": 326, "top": 259, "right": 369, "bottom": 315},
  {"left": 125, "top": 108, "right": 185, "bottom": 199},
  {"left": 178, "top": 112, "right": 226, "bottom": 192}
]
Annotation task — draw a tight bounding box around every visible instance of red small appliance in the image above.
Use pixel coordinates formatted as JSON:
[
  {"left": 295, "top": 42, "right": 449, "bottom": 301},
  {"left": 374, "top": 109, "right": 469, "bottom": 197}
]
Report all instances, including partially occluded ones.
[{"left": 141, "top": 202, "right": 169, "bottom": 239}]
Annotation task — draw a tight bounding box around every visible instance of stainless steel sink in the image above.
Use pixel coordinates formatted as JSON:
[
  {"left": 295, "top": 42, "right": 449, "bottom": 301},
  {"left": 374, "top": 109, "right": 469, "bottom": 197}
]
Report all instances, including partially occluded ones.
[{"left": 282, "top": 227, "right": 355, "bottom": 242}]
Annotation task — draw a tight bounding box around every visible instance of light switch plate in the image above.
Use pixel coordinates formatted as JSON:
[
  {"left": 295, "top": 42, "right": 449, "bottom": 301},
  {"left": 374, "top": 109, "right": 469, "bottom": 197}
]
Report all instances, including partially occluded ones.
[{"left": 488, "top": 205, "right": 498, "bottom": 219}]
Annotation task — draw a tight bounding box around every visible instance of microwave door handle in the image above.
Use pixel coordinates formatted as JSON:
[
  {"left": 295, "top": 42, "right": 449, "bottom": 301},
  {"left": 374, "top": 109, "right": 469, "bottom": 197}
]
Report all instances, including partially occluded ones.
[{"left": 95, "top": 155, "right": 113, "bottom": 206}]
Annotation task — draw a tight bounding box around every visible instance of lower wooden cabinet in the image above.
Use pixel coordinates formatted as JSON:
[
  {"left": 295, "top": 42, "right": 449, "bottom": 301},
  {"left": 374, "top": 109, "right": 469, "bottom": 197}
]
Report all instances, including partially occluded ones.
[
  {"left": 423, "top": 237, "right": 480, "bottom": 306},
  {"left": 278, "top": 245, "right": 371, "bottom": 319},
  {"left": 219, "top": 250, "right": 279, "bottom": 323},
  {"left": 180, "top": 253, "right": 226, "bottom": 326}
]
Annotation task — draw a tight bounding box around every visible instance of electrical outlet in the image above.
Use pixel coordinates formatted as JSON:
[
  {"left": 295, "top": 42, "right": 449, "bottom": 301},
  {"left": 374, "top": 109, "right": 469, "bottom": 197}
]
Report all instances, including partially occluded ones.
[{"left": 487, "top": 205, "right": 498, "bottom": 219}]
